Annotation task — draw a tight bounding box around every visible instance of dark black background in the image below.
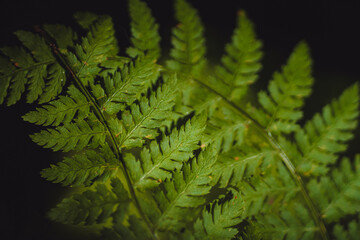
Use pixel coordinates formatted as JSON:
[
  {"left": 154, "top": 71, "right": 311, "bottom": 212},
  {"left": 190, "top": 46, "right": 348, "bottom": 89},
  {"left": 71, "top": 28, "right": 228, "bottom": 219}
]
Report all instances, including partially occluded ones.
[{"left": 0, "top": 0, "right": 359, "bottom": 239}]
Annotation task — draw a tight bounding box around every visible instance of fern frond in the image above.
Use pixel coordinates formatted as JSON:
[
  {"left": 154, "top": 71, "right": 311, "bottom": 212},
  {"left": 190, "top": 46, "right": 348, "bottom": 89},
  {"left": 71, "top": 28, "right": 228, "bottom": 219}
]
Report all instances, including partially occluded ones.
[
  {"left": 193, "top": 191, "right": 244, "bottom": 239},
  {"left": 41, "top": 144, "right": 119, "bottom": 186},
  {"left": 102, "top": 214, "right": 153, "bottom": 240},
  {"left": 49, "top": 178, "right": 129, "bottom": 225},
  {"left": 30, "top": 114, "right": 106, "bottom": 152},
  {"left": 22, "top": 85, "right": 90, "bottom": 126},
  {"left": 249, "top": 42, "right": 313, "bottom": 134},
  {"left": 139, "top": 147, "right": 218, "bottom": 233},
  {"left": 0, "top": 31, "right": 66, "bottom": 105},
  {"left": 66, "top": 14, "right": 118, "bottom": 85},
  {"left": 166, "top": 0, "right": 206, "bottom": 75},
  {"left": 108, "top": 75, "right": 178, "bottom": 149},
  {"left": 214, "top": 10, "right": 262, "bottom": 101},
  {"left": 295, "top": 83, "right": 359, "bottom": 175},
  {"left": 97, "top": 57, "right": 160, "bottom": 115},
  {"left": 124, "top": 113, "right": 206, "bottom": 189},
  {"left": 203, "top": 106, "right": 248, "bottom": 153},
  {"left": 43, "top": 24, "right": 77, "bottom": 52},
  {"left": 254, "top": 202, "right": 317, "bottom": 240},
  {"left": 333, "top": 216, "right": 360, "bottom": 240},
  {"left": 127, "top": 0, "right": 161, "bottom": 59},
  {"left": 307, "top": 155, "right": 360, "bottom": 222},
  {"left": 213, "top": 148, "right": 275, "bottom": 188}
]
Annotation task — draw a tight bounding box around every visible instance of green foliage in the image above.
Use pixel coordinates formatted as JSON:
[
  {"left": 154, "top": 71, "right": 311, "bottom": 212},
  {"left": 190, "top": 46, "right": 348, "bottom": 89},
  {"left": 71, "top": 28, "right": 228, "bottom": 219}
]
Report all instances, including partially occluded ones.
[{"left": 1, "top": 0, "right": 359, "bottom": 239}]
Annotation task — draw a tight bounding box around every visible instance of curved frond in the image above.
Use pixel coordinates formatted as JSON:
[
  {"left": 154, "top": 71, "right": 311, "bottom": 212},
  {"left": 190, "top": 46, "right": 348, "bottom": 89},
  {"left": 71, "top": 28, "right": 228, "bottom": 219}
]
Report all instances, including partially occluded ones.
[
  {"left": 250, "top": 42, "right": 314, "bottom": 134},
  {"left": 166, "top": 0, "right": 206, "bottom": 75},
  {"left": 333, "top": 216, "right": 360, "bottom": 240},
  {"left": 49, "top": 178, "right": 129, "bottom": 225},
  {"left": 41, "top": 144, "right": 119, "bottom": 186},
  {"left": 253, "top": 202, "right": 317, "bottom": 240},
  {"left": 295, "top": 83, "right": 359, "bottom": 175},
  {"left": 139, "top": 147, "right": 218, "bottom": 233},
  {"left": 194, "top": 192, "right": 244, "bottom": 240},
  {"left": 127, "top": 0, "right": 161, "bottom": 59},
  {"left": 108, "top": 75, "right": 179, "bottom": 149},
  {"left": 215, "top": 10, "right": 262, "bottom": 100},
  {"left": 30, "top": 114, "right": 106, "bottom": 152},
  {"left": 125, "top": 113, "right": 206, "bottom": 189},
  {"left": 97, "top": 57, "right": 160, "bottom": 115},
  {"left": 307, "top": 155, "right": 360, "bottom": 222},
  {"left": 22, "top": 85, "right": 90, "bottom": 126},
  {"left": 66, "top": 14, "right": 118, "bottom": 85},
  {"left": 0, "top": 31, "right": 66, "bottom": 105}
]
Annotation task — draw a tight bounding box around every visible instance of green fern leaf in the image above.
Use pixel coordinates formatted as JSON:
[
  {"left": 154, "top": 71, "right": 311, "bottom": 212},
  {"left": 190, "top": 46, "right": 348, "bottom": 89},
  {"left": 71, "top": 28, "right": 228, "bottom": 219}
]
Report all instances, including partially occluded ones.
[
  {"left": 49, "top": 178, "right": 129, "bottom": 225},
  {"left": 30, "top": 114, "right": 106, "bottom": 152},
  {"left": 295, "top": 83, "right": 359, "bottom": 175},
  {"left": 127, "top": 0, "right": 161, "bottom": 59},
  {"left": 43, "top": 24, "right": 78, "bottom": 51},
  {"left": 166, "top": 0, "right": 206, "bottom": 75},
  {"left": 108, "top": 75, "right": 178, "bottom": 149},
  {"left": 66, "top": 14, "right": 118, "bottom": 85},
  {"left": 215, "top": 10, "right": 262, "bottom": 100},
  {"left": 250, "top": 42, "right": 313, "bottom": 134},
  {"left": 203, "top": 106, "right": 248, "bottom": 153},
  {"left": 194, "top": 192, "right": 244, "bottom": 240},
  {"left": 97, "top": 57, "right": 160, "bottom": 115},
  {"left": 333, "top": 216, "right": 360, "bottom": 240},
  {"left": 125, "top": 113, "right": 206, "bottom": 189},
  {"left": 0, "top": 31, "right": 66, "bottom": 105},
  {"left": 22, "top": 85, "right": 90, "bottom": 126},
  {"left": 139, "top": 147, "right": 218, "bottom": 233},
  {"left": 41, "top": 144, "right": 119, "bottom": 186},
  {"left": 254, "top": 202, "right": 317, "bottom": 240},
  {"left": 307, "top": 155, "right": 360, "bottom": 222}
]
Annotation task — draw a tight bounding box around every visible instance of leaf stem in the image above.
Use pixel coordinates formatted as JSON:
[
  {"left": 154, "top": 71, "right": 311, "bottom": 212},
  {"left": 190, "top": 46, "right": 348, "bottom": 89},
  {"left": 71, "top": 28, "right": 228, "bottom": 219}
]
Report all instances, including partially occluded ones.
[
  {"left": 185, "top": 74, "right": 329, "bottom": 240},
  {"left": 45, "top": 37, "right": 157, "bottom": 239}
]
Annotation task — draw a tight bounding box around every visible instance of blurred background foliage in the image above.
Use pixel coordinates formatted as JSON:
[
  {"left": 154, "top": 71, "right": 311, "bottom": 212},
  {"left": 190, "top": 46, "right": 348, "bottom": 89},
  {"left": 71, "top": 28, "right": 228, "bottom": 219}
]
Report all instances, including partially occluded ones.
[{"left": 0, "top": 0, "right": 359, "bottom": 239}]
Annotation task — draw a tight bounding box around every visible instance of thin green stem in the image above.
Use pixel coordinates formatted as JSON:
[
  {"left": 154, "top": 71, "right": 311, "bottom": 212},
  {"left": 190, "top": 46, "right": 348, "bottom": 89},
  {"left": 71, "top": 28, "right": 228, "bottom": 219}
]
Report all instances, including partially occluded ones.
[
  {"left": 179, "top": 72, "right": 329, "bottom": 240},
  {"left": 46, "top": 41, "right": 157, "bottom": 239}
]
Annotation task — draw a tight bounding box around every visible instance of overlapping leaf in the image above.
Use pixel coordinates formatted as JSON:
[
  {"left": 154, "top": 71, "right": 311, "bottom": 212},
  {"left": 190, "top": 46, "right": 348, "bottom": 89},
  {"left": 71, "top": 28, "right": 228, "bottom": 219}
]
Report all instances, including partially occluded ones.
[
  {"left": 95, "top": 57, "right": 160, "bottom": 115},
  {"left": 107, "top": 75, "right": 179, "bottom": 149},
  {"left": 0, "top": 31, "right": 66, "bottom": 105},
  {"left": 22, "top": 85, "right": 90, "bottom": 126},
  {"left": 41, "top": 144, "right": 120, "bottom": 187},
  {"left": 124, "top": 113, "right": 206, "bottom": 189},
  {"left": 307, "top": 155, "right": 360, "bottom": 222},
  {"left": 139, "top": 147, "right": 218, "bottom": 233},
  {"left": 66, "top": 14, "right": 119, "bottom": 85},
  {"left": 30, "top": 113, "right": 106, "bottom": 152},
  {"left": 49, "top": 178, "right": 129, "bottom": 225}
]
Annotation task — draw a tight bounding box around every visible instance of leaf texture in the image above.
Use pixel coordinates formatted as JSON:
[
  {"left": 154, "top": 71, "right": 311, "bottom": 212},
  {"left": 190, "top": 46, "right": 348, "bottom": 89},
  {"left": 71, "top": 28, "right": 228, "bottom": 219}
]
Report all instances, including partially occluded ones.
[
  {"left": 127, "top": 0, "right": 161, "bottom": 59},
  {"left": 215, "top": 10, "right": 262, "bottom": 100},
  {"left": 22, "top": 85, "right": 90, "bottom": 126},
  {"left": 294, "top": 83, "right": 359, "bottom": 175},
  {"left": 166, "top": 0, "right": 206, "bottom": 75},
  {"left": 307, "top": 155, "right": 360, "bottom": 222},
  {"left": 49, "top": 178, "right": 129, "bottom": 225},
  {"left": 41, "top": 144, "right": 119, "bottom": 186},
  {"left": 30, "top": 114, "right": 106, "bottom": 152},
  {"left": 250, "top": 42, "right": 314, "bottom": 134},
  {"left": 125, "top": 113, "right": 206, "bottom": 189}
]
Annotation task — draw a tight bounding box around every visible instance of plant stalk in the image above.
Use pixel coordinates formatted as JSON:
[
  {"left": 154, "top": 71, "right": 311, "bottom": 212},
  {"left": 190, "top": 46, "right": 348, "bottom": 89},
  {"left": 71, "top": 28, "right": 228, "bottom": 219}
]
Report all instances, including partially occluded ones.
[
  {"left": 43, "top": 35, "right": 158, "bottom": 239},
  {"left": 187, "top": 74, "right": 329, "bottom": 240}
]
